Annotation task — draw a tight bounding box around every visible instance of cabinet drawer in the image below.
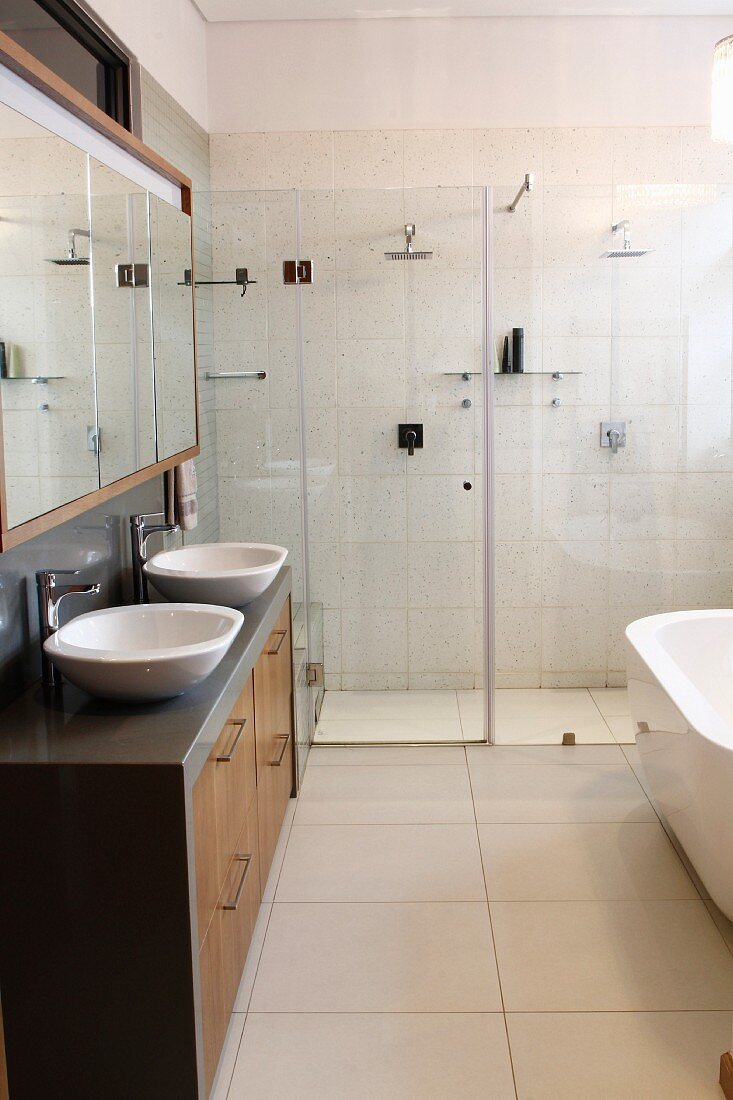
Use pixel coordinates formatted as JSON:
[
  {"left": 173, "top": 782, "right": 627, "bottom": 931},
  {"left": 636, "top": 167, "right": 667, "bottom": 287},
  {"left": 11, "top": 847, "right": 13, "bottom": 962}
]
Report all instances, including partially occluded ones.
[
  {"left": 214, "top": 673, "right": 256, "bottom": 877},
  {"left": 194, "top": 673, "right": 257, "bottom": 948},
  {"left": 221, "top": 796, "right": 260, "bottom": 1012},
  {"left": 199, "top": 798, "right": 259, "bottom": 1096},
  {"left": 193, "top": 756, "right": 219, "bottom": 949},
  {"left": 198, "top": 907, "right": 228, "bottom": 1097},
  {"left": 254, "top": 598, "right": 294, "bottom": 894}
]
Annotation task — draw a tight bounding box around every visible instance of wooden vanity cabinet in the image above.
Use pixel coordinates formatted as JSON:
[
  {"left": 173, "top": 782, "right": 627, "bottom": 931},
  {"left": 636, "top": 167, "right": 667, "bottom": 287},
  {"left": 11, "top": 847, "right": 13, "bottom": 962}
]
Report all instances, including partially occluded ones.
[
  {"left": 193, "top": 596, "right": 294, "bottom": 1095},
  {"left": 0, "top": 578, "right": 295, "bottom": 1100}
]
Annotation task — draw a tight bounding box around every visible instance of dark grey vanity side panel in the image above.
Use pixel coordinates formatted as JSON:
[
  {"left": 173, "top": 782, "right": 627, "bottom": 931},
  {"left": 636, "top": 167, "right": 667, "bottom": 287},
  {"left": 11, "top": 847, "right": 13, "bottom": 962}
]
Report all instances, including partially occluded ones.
[
  {"left": 0, "top": 477, "right": 162, "bottom": 711},
  {"left": 0, "top": 761, "right": 198, "bottom": 1100}
]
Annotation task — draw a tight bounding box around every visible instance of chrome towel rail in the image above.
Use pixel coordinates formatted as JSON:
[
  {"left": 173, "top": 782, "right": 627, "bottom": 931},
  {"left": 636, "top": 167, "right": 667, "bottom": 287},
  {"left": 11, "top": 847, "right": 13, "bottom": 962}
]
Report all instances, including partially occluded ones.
[{"left": 205, "top": 371, "right": 267, "bottom": 381}]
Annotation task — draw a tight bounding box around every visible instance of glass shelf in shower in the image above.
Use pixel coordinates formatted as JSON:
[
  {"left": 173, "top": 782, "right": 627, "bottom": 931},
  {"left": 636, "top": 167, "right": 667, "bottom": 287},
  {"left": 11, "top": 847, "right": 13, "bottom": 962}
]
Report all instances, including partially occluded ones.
[{"left": 0, "top": 376, "right": 65, "bottom": 383}]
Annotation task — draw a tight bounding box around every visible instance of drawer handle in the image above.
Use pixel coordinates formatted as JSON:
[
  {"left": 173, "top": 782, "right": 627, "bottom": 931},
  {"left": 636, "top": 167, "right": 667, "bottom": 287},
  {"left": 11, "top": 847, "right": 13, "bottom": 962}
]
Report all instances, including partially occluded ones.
[
  {"left": 270, "top": 733, "right": 290, "bottom": 767},
  {"left": 222, "top": 854, "right": 252, "bottom": 911},
  {"left": 217, "top": 719, "right": 247, "bottom": 763},
  {"left": 267, "top": 629, "right": 287, "bottom": 656}
]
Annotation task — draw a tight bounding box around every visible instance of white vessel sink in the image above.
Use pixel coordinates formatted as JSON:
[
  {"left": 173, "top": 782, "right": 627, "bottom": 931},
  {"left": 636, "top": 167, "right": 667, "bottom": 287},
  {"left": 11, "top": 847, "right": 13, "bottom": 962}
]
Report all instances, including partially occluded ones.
[
  {"left": 145, "top": 543, "right": 287, "bottom": 608},
  {"left": 44, "top": 603, "right": 244, "bottom": 702}
]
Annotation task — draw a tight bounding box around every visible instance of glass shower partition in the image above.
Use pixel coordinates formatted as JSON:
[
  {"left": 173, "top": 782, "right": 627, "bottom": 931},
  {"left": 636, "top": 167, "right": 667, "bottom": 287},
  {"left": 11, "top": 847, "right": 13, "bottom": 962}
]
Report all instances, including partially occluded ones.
[
  {"left": 207, "top": 188, "right": 313, "bottom": 781},
  {"left": 299, "top": 185, "right": 492, "bottom": 745},
  {"left": 206, "top": 184, "right": 493, "bottom": 760}
]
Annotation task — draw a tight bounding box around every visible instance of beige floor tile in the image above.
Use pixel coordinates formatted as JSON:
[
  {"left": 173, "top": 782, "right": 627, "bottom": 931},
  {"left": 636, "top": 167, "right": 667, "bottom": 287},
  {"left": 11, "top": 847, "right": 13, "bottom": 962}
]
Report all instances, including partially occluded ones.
[
  {"left": 308, "top": 745, "right": 467, "bottom": 766},
  {"left": 620, "top": 742, "right": 656, "bottom": 797},
  {"left": 590, "top": 686, "right": 630, "bottom": 715},
  {"left": 468, "top": 744, "right": 625, "bottom": 765},
  {"left": 494, "top": 714, "right": 614, "bottom": 745},
  {"left": 319, "top": 690, "right": 460, "bottom": 721},
  {"left": 229, "top": 1013, "right": 515, "bottom": 1099},
  {"left": 492, "top": 900, "right": 733, "bottom": 1010},
  {"left": 706, "top": 899, "right": 733, "bottom": 955},
  {"left": 277, "top": 824, "right": 486, "bottom": 902},
  {"left": 295, "top": 764, "right": 475, "bottom": 824},
  {"left": 470, "top": 763, "right": 655, "bottom": 823},
  {"left": 251, "top": 902, "right": 502, "bottom": 1012},
  {"left": 210, "top": 1013, "right": 246, "bottom": 1100},
  {"left": 233, "top": 902, "right": 272, "bottom": 1012},
  {"left": 507, "top": 1011, "right": 732, "bottom": 1100},
  {"left": 314, "top": 717, "right": 464, "bottom": 743},
  {"left": 605, "top": 715, "right": 637, "bottom": 743},
  {"left": 494, "top": 688, "right": 600, "bottom": 718},
  {"left": 478, "top": 823, "right": 698, "bottom": 900}
]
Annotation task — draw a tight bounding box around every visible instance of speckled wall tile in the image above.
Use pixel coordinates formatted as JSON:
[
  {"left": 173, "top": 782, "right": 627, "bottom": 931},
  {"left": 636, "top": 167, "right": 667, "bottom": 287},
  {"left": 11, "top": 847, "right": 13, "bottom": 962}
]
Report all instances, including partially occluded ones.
[
  {"left": 334, "top": 130, "right": 404, "bottom": 190},
  {"left": 474, "top": 129, "right": 544, "bottom": 188},
  {"left": 206, "top": 124, "right": 733, "bottom": 688}
]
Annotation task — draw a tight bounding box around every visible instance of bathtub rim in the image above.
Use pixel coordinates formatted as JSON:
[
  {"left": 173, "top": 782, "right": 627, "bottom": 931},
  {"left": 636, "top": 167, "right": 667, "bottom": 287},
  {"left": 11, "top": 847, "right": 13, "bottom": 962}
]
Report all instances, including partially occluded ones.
[{"left": 626, "top": 609, "right": 733, "bottom": 754}]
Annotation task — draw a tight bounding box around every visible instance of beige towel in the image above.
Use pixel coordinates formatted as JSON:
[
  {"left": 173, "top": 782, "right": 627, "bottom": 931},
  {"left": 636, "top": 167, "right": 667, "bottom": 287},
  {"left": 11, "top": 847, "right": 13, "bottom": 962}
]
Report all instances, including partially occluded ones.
[{"left": 167, "top": 460, "right": 198, "bottom": 531}]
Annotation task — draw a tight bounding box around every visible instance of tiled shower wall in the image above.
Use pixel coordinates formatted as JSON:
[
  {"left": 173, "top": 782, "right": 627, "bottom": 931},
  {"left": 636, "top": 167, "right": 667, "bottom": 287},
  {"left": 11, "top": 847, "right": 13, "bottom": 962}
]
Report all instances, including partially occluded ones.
[
  {"left": 209, "top": 126, "right": 733, "bottom": 688},
  {"left": 140, "top": 70, "right": 218, "bottom": 543}
]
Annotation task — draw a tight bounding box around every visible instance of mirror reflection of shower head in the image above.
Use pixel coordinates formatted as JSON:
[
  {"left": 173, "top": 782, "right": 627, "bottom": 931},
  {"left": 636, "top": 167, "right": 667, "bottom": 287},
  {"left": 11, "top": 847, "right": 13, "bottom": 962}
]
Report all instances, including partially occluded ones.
[
  {"left": 600, "top": 220, "right": 654, "bottom": 259},
  {"left": 46, "top": 228, "right": 91, "bottom": 266},
  {"left": 385, "top": 223, "right": 432, "bottom": 261}
]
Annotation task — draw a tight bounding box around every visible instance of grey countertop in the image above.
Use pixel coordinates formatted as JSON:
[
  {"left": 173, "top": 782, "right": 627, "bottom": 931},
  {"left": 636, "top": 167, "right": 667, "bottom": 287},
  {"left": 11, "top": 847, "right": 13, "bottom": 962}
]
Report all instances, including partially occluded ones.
[{"left": 0, "top": 567, "right": 291, "bottom": 780}]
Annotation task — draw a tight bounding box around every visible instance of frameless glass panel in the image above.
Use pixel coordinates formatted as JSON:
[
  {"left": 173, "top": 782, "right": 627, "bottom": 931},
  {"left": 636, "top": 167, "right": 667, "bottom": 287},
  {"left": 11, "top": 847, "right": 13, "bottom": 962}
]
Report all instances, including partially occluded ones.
[
  {"left": 149, "top": 195, "right": 196, "bottom": 461},
  {"left": 0, "top": 102, "right": 97, "bottom": 527},
  {"left": 89, "top": 158, "right": 156, "bottom": 487},
  {"left": 205, "top": 189, "right": 312, "bottom": 777},
  {"left": 490, "top": 132, "right": 733, "bottom": 748},
  {"left": 302, "top": 184, "right": 489, "bottom": 745}
]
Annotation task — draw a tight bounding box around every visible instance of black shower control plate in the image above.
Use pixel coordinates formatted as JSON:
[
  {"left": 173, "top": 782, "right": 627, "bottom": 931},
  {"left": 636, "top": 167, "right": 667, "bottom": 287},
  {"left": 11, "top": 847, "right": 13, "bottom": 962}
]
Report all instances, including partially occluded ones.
[{"left": 398, "top": 423, "right": 424, "bottom": 449}]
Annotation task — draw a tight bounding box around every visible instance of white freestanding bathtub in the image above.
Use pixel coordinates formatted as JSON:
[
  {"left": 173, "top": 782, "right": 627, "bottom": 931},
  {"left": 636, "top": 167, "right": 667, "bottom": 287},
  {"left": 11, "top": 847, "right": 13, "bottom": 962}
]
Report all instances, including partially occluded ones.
[{"left": 626, "top": 610, "right": 733, "bottom": 920}]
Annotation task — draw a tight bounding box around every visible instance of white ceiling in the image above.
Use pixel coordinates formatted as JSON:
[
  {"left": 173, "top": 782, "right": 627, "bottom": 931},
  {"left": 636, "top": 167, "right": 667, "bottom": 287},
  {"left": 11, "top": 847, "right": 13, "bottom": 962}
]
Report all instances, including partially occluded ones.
[{"left": 195, "top": 0, "right": 733, "bottom": 20}]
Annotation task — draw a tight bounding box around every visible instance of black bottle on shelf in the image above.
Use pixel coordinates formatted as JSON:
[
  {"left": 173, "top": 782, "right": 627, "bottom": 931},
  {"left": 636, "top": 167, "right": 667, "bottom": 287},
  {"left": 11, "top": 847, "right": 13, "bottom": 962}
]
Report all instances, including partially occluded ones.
[{"left": 512, "top": 327, "right": 524, "bottom": 374}]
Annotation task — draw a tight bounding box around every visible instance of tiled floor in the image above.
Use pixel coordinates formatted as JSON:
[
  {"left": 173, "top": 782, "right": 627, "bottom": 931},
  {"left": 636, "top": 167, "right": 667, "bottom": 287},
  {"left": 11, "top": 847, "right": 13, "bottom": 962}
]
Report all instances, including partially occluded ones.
[
  {"left": 314, "top": 687, "right": 634, "bottom": 745},
  {"left": 214, "top": 743, "right": 733, "bottom": 1099}
]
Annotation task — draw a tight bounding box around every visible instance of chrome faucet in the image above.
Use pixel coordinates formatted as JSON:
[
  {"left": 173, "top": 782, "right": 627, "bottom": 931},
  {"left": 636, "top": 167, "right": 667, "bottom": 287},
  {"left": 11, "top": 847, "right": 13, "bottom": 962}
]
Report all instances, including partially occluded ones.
[
  {"left": 130, "top": 513, "right": 180, "bottom": 604},
  {"left": 36, "top": 570, "right": 101, "bottom": 688}
]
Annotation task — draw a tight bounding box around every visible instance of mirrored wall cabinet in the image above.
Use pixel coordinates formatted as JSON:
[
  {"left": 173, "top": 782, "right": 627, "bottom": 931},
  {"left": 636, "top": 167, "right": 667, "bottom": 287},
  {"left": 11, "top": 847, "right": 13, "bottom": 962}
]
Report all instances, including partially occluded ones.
[{"left": 0, "top": 36, "right": 198, "bottom": 550}]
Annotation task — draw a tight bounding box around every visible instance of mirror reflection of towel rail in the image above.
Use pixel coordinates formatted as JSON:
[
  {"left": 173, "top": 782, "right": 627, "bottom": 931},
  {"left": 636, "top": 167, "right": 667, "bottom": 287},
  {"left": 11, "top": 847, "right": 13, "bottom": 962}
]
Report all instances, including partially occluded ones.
[{"left": 204, "top": 371, "right": 267, "bottom": 380}]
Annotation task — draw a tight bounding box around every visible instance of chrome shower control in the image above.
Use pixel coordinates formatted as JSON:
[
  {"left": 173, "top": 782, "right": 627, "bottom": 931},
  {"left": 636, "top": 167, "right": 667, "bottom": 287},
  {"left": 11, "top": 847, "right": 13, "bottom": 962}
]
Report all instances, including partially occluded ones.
[
  {"left": 551, "top": 397, "right": 561, "bottom": 407},
  {"left": 462, "top": 398, "right": 472, "bottom": 409},
  {"left": 601, "top": 420, "right": 627, "bottom": 454}
]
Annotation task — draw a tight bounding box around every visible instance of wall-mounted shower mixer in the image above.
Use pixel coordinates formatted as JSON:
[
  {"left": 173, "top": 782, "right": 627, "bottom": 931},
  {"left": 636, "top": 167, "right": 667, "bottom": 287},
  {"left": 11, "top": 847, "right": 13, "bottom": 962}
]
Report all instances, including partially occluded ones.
[
  {"left": 462, "top": 398, "right": 472, "bottom": 409},
  {"left": 398, "top": 423, "right": 423, "bottom": 456},
  {"left": 601, "top": 420, "right": 627, "bottom": 454}
]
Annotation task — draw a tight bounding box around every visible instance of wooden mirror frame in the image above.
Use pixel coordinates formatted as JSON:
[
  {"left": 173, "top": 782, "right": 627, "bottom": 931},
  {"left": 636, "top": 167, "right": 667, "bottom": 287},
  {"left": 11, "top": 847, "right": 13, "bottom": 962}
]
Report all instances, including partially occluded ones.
[{"left": 0, "top": 30, "right": 199, "bottom": 551}]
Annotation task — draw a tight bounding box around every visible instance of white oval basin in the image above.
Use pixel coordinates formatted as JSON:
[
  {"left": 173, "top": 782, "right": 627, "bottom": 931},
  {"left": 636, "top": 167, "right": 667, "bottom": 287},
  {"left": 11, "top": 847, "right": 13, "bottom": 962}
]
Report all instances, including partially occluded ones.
[
  {"left": 144, "top": 543, "right": 287, "bottom": 608},
  {"left": 44, "top": 603, "right": 244, "bottom": 702}
]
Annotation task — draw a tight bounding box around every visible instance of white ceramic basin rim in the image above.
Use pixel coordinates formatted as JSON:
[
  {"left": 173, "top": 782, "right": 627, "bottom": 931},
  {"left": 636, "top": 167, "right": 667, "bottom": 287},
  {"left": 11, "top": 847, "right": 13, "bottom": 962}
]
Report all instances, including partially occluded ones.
[
  {"left": 48, "top": 604, "right": 243, "bottom": 662},
  {"left": 144, "top": 543, "right": 287, "bottom": 608},
  {"left": 44, "top": 603, "right": 244, "bottom": 701},
  {"left": 147, "top": 543, "right": 286, "bottom": 579}
]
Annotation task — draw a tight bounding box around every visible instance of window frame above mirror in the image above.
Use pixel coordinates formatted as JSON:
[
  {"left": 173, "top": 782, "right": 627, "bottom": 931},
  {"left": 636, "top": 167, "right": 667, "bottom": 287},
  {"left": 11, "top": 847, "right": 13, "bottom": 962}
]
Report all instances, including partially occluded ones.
[{"left": 0, "top": 28, "right": 198, "bottom": 552}]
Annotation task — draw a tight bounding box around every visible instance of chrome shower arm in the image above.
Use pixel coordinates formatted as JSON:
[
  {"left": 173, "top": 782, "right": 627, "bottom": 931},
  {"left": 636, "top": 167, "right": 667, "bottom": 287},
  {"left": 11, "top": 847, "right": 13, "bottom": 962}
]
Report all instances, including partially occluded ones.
[{"left": 507, "top": 173, "right": 535, "bottom": 213}]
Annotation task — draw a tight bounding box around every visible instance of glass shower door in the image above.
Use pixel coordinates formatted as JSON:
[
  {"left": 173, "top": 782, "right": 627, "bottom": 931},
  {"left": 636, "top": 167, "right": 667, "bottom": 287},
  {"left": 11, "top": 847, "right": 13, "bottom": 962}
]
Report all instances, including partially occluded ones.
[
  {"left": 207, "top": 188, "right": 313, "bottom": 780},
  {"left": 299, "top": 184, "right": 491, "bottom": 745}
]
